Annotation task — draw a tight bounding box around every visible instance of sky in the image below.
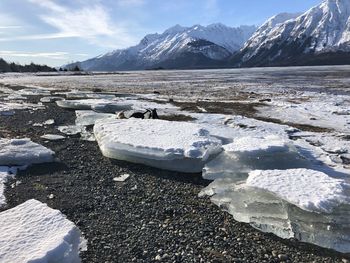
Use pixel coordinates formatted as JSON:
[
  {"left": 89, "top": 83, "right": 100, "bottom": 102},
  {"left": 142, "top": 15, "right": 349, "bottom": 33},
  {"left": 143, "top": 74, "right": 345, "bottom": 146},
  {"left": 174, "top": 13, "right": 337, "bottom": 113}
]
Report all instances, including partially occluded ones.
[{"left": 0, "top": 0, "right": 322, "bottom": 67}]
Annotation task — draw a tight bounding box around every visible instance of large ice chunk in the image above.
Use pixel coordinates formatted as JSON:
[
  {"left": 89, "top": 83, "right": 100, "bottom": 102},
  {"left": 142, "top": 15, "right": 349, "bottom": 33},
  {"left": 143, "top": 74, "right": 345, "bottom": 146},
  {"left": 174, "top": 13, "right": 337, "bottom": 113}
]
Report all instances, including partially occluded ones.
[
  {"left": 201, "top": 169, "right": 350, "bottom": 253},
  {"left": 94, "top": 119, "right": 222, "bottom": 172},
  {"left": 0, "top": 138, "right": 55, "bottom": 166},
  {"left": 0, "top": 199, "right": 85, "bottom": 263}
]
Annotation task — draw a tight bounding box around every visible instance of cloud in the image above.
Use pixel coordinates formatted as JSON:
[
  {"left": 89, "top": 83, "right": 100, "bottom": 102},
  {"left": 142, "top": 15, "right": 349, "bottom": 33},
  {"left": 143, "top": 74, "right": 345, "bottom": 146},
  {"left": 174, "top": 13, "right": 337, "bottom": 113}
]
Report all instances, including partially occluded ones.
[
  {"left": 0, "top": 51, "right": 69, "bottom": 60},
  {"left": 24, "top": 0, "right": 137, "bottom": 48},
  {"left": 0, "top": 26, "right": 21, "bottom": 29},
  {"left": 0, "top": 50, "right": 89, "bottom": 60}
]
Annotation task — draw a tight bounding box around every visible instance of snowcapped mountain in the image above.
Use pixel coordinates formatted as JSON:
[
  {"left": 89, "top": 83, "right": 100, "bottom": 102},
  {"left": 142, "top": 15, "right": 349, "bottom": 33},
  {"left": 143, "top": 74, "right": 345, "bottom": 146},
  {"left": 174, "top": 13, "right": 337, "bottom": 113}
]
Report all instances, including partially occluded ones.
[
  {"left": 67, "top": 24, "right": 256, "bottom": 71},
  {"left": 234, "top": 0, "right": 350, "bottom": 66}
]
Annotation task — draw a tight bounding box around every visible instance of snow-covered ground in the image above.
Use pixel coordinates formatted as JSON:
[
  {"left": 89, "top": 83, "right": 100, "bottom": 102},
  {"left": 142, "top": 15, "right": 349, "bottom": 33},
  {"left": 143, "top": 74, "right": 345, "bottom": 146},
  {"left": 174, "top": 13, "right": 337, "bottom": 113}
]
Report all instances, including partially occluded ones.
[{"left": 0, "top": 66, "right": 350, "bottom": 253}]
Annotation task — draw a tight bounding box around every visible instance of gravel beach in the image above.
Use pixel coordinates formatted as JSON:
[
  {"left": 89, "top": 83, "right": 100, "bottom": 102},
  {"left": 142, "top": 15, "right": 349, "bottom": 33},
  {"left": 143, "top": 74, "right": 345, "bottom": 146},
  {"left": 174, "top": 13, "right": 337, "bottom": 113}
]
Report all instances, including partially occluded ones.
[{"left": 0, "top": 94, "right": 349, "bottom": 263}]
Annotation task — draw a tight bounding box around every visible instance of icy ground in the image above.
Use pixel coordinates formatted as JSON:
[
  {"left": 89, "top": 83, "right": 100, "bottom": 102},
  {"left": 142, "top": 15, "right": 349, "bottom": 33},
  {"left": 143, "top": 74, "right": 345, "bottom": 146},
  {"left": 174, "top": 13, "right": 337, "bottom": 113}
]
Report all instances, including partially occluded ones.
[{"left": 0, "top": 66, "right": 350, "bottom": 255}]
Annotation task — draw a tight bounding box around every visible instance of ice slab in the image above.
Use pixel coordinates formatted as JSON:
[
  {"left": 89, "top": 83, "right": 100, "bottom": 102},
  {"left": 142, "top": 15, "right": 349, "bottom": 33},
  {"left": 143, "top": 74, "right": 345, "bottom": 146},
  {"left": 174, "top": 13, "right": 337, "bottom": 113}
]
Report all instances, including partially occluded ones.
[
  {"left": 91, "top": 103, "right": 133, "bottom": 113},
  {"left": 75, "top": 110, "right": 116, "bottom": 126},
  {"left": 41, "top": 134, "right": 66, "bottom": 141},
  {"left": 57, "top": 125, "right": 95, "bottom": 141},
  {"left": 16, "top": 87, "right": 51, "bottom": 96},
  {"left": 65, "top": 90, "right": 116, "bottom": 99},
  {"left": 203, "top": 135, "right": 310, "bottom": 180},
  {"left": 40, "top": 96, "right": 64, "bottom": 103},
  {"left": 56, "top": 99, "right": 117, "bottom": 110},
  {"left": 0, "top": 199, "right": 85, "bottom": 263},
  {"left": 0, "top": 138, "right": 54, "bottom": 166},
  {"left": 224, "top": 135, "right": 290, "bottom": 153},
  {"left": 247, "top": 169, "right": 350, "bottom": 213},
  {"left": 0, "top": 102, "right": 45, "bottom": 116},
  {"left": 113, "top": 174, "right": 130, "bottom": 182},
  {"left": 94, "top": 119, "right": 222, "bottom": 172},
  {"left": 57, "top": 125, "right": 85, "bottom": 135}
]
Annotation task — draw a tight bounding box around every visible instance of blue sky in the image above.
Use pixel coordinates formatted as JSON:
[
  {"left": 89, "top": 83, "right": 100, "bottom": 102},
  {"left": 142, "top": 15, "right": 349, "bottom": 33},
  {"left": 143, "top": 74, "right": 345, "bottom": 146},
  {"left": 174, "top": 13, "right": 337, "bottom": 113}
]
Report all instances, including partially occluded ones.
[{"left": 0, "top": 0, "right": 321, "bottom": 66}]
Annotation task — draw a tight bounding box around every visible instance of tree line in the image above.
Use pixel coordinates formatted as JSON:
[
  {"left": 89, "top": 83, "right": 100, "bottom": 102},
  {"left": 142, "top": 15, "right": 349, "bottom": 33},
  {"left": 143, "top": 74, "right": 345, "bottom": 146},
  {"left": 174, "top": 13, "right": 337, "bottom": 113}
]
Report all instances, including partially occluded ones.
[{"left": 0, "top": 58, "right": 57, "bottom": 72}]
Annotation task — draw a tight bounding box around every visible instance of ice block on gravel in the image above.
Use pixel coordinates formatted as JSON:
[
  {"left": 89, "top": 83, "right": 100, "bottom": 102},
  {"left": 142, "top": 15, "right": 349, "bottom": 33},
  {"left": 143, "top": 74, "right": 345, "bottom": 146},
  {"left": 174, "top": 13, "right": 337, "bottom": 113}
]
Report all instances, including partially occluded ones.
[
  {"left": 94, "top": 119, "right": 222, "bottom": 172},
  {"left": 0, "top": 138, "right": 54, "bottom": 166},
  {"left": 201, "top": 168, "right": 350, "bottom": 253},
  {"left": 0, "top": 199, "right": 85, "bottom": 263}
]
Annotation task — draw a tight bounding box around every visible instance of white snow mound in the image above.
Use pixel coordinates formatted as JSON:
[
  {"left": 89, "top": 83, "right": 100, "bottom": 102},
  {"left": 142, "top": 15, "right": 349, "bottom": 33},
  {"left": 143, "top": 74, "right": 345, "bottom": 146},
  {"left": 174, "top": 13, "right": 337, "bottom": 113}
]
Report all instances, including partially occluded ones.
[
  {"left": 0, "top": 199, "right": 85, "bottom": 263},
  {"left": 247, "top": 169, "right": 350, "bottom": 213},
  {"left": 94, "top": 119, "right": 222, "bottom": 172},
  {"left": 0, "top": 138, "right": 54, "bottom": 166}
]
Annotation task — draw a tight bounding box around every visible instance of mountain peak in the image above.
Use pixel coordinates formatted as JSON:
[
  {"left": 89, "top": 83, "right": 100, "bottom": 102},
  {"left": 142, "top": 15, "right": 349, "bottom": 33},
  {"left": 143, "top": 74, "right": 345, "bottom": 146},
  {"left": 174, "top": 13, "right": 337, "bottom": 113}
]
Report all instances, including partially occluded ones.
[
  {"left": 235, "top": 0, "right": 350, "bottom": 67},
  {"left": 163, "top": 24, "right": 187, "bottom": 34}
]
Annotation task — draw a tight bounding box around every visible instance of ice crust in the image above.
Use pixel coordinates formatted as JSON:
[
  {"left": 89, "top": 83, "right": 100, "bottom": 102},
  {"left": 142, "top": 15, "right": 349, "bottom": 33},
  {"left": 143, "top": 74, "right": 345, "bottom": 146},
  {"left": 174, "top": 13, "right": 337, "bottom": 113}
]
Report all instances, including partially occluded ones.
[
  {"left": 0, "top": 138, "right": 55, "bottom": 166},
  {"left": 94, "top": 119, "right": 223, "bottom": 172},
  {"left": 0, "top": 199, "right": 85, "bottom": 263}
]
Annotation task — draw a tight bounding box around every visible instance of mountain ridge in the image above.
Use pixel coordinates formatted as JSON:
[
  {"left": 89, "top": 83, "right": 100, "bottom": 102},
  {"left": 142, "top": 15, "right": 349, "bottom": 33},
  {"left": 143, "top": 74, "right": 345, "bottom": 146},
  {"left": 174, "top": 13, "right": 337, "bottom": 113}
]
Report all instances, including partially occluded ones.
[
  {"left": 65, "top": 0, "right": 350, "bottom": 71},
  {"left": 65, "top": 23, "right": 257, "bottom": 71}
]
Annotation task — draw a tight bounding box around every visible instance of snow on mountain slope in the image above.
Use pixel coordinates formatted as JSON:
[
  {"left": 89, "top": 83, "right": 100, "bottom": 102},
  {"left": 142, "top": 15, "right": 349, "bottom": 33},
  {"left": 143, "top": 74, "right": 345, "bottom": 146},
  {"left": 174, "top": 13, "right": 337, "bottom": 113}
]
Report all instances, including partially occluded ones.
[
  {"left": 68, "top": 24, "right": 256, "bottom": 71},
  {"left": 241, "top": 13, "right": 301, "bottom": 58},
  {"left": 237, "top": 0, "right": 350, "bottom": 66}
]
